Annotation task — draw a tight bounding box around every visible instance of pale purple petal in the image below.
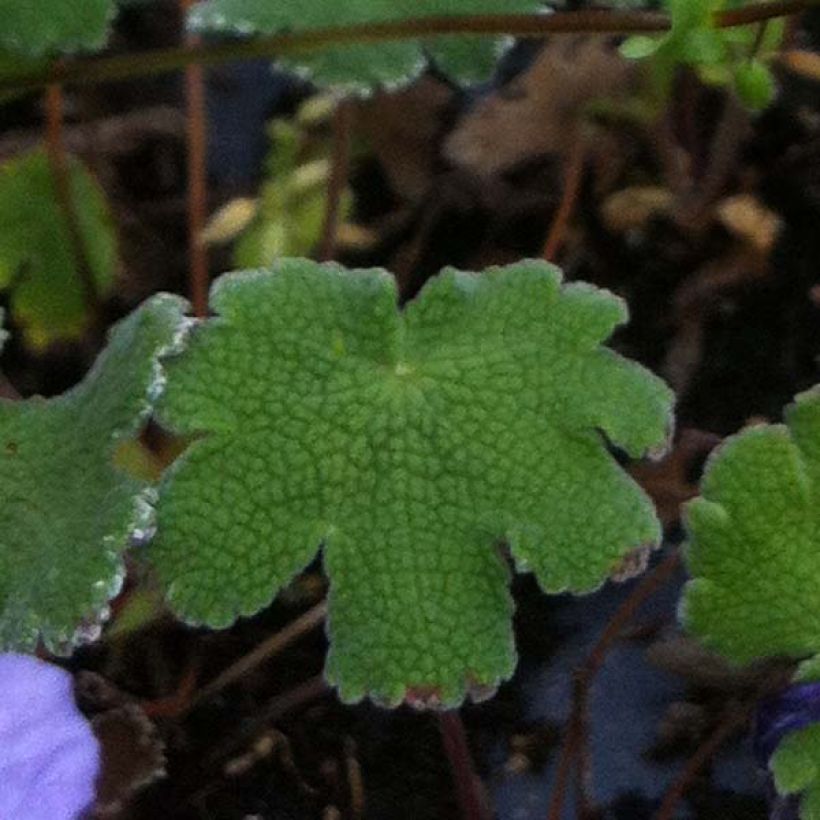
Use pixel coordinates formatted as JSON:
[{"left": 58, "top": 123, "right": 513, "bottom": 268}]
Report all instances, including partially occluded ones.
[{"left": 0, "top": 653, "right": 100, "bottom": 820}]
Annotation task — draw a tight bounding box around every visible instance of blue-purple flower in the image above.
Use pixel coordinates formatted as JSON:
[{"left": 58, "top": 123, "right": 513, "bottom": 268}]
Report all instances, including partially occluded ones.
[{"left": 0, "top": 653, "right": 100, "bottom": 820}]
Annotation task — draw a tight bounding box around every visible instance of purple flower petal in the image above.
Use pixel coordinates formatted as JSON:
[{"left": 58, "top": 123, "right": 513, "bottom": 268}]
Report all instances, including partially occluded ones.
[
  {"left": 754, "top": 681, "right": 820, "bottom": 765},
  {"left": 0, "top": 653, "right": 100, "bottom": 820}
]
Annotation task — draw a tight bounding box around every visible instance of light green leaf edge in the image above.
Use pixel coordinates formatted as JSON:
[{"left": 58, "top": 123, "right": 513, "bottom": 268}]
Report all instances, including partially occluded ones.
[
  {"left": 187, "top": 0, "right": 535, "bottom": 89},
  {"left": 771, "top": 724, "right": 820, "bottom": 820},
  {"left": 0, "top": 149, "right": 119, "bottom": 348},
  {"left": 682, "top": 387, "right": 820, "bottom": 663},
  {"left": 0, "top": 294, "right": 187, "bottom": 652},
  {"left": 151, "top": 258, "right": 673, "bottom": 707},
  {"left": 0, "top": 0, "right": 117, "bottom": 57}
]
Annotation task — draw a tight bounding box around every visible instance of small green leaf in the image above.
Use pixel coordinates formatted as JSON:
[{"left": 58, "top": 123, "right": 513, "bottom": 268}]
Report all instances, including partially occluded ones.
[
  {"left": 152, "top": 259, "right": 672, "bottom": 707},
  {"left": 771, "top": 725, "right": 820, "bottom": 819},
  {"left": 234, "top": 114, "right": 351, "bottom": 266},
  {"left": 0, "top": 0, "right": 116, "bottom": 56},
  {"left": 620, "top": 0, "right": 782, "bottom": 111},
  {"left": 683, "top": 388, "right": 820, "bottom": 664},
  {"left": 188, "top": 0, "right": 536, "bottom": 88},
  {"left": 0, "top": 294, "right": 185, "bottom": 652},
  {"left": 619, "top": 36, "right": 662, "bottom": 61},
  {"left": 734, "top": 60, "right": 776, "bottom": 111},
  {"left": 0, "top": 149, "right": 118, "bottom": 348}
]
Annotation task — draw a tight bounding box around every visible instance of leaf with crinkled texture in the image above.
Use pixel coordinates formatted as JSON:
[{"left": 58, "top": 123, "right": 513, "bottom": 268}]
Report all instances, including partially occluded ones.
[
  {"left": 188, "top": 0, "right": 534, "bottom": 88},
  {"left": 0, "top": 294, "right": 185, "bottom": 652},
  {"left": 683, "top": 388, "right": 820, "bottom": 663},
  {"left": 0, "top": 149, "right": 118, "bottom": 348},
  {"left": 771, "top": 725, "right": 820, "bottom": 820},
  {"left": 0, "top": 0, "right": 115, "bottom": 56},
  {"left": 152, "top": 258, "right": 672, "bottom": 707}
]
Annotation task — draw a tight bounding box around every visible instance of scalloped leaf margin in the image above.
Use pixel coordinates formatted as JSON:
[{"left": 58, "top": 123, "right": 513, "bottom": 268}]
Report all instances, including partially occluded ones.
[{"left": 150, "top": 258, "right": 673, "bottom": 707}]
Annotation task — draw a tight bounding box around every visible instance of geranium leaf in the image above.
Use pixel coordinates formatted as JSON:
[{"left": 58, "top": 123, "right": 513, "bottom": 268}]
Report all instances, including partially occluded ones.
[
  {"left": 152, "top": 259, "right": 673, "bottom": 707},
  {"left": 0, "top": 295, "right": 186, "bottom": 651},
  {"left": 0, "top": 0, "right": 116, "bottom": 56},
  {"left": 187, "top": 0, "right": 537, "bottom": 88},
  {"left": 683, "top": 388, "right": 820, "bottom": 664},
  {"left": 771, "top": 725, "right": 820, "bottom": 820},
  {"left": 684, "top": 387, "right": 820, "bottom": 817},
  {"left": 0, "top": 149, "right": 118, "bottom": 348}
]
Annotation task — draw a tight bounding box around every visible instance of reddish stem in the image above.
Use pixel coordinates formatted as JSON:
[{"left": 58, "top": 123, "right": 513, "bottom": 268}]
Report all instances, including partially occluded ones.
[
  {"left": 547, "top": 551, "right": 682, "bottom": 820},
  {"left": 542, "top": 137, "right": 585, "bottom": 263},
  {"left": 438, "top": 710, "right": 493, "bottom": 820},
  {"left": 179, "top": 0, "right": 209, "bottom": 318}
]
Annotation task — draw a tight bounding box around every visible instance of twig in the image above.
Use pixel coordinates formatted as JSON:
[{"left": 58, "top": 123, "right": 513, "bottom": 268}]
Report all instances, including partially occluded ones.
[
  {"left": 675, "top": 94, "right": 752, "bottom": 228},
  {"left": 212, "top": 674, "right": 331, "bottom": 765},
  {"left": 542, "top": 137, "right": 585, "bottom": 263},
  {"left": 0, "top": 2, "right": 814, "bottom": 95},
  {"left": 318, "top": 98, "right": 354, "bottom": 262},
  {"left": 344, "top": 737, "right": 366, "bottom": 819},
  {"left": 43, "top": 83, "right": 101, "bottom": 317},
  {"left": 438, "top": 710, "right": 493, "bottom": 820},
  {"left": 189, "top": 600, "right": 328, "bottom": 709},
  {"left": 653, "top": 666, "right": 792, "bottom": 820},
  {"left": 180, "top": 0, "right": 209, "bottom": 318},
  {"left": 547, "top": 550, "right": 682, "bottom": 820}
]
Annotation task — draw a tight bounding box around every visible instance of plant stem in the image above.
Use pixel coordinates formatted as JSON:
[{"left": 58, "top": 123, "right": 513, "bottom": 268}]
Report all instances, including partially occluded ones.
[
  {"left": 542, "top": 137, "right": 585, "bottom": 263},
  {"left": 188, "top": 600, "right": 328, "bottom": 710},
  {"left": 653, "top": 666, "right": 793, "bottom": 820},
  {"left": 438, "top": 710, "right": 493, "bottom": 820},
  {"left": 180, "top": 0, "right": 209, "bottom": 318},
  {"left": 547, "top": 550, "right": 682, "bottom": 820},
  {"left": 318, "top": 97, "right": 354, "bottom": 262},
  {"left": 43, "top": 83, "right": 101, "bottom": 318},
  {"left": 1, "top": 2, "right": 814, "bottom": 95}
]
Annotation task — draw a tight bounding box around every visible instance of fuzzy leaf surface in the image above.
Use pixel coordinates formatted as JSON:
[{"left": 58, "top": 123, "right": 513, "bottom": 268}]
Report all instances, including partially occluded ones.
[
  {"left": 0, "top": 0, "right": 115, "bottom": 55},
  {"left": 188, "top": 0, "right": 536, "bottom": 88},
  {"left": 683, "top": 388, "right": 820, "bottom": 663},
  {"left": 0, "top": 150, "right": 118, "bottom": 348},
  {"left": 153, "top": 259, "right": 672, "bottom": 706},
  {"left": 771, "top": 725, "right": 820, "bottom": 820},
  {"left": 0, "top": 295, "right": 185, "bottom": 651}
]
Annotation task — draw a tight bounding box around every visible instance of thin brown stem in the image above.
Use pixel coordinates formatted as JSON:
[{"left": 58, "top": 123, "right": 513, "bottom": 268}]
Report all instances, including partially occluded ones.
[
  {"left": 0, "top": 2, "right": 814, "bottom": 95},
  {"left": 542, "top": 137, "right": 585, "bottom": 263},
  {"left": 547, "top": 551, "right": 682, "bottom": 820},
  {"left": 675, "top": 93, "right": 751, "bottom": 228},
  {"left": 189, "top": 600, "right": 328, "bottom": 710},
  {"left": 438, "top": 710, "right": 493, "bottom": 820},
  {"left": 653, "top": 666, "right": 792, "bottom": 820},
  {"left": 180, "top": 0, "right": 209, "bottom": 318},
  {"left": 43, "top": 83, "right": 101, "bottom": 317},
  {"left": 318, "top": 98, "right": 354, "bottom": 262},
  {"left": 212, "top": 673, "right": 330, "bottom": 766}
]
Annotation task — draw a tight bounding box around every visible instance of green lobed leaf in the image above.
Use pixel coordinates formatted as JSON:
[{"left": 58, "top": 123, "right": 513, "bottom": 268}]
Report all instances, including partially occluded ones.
[
  {"left": 0, "top": 294, "right": 186, "bottom": 652},
  {"left": 152, "top": 258, "right": 673, "bottom": 707},
  {"left": 0, "top": 149, "right": 118, "bottom": 349},
  {"left": 0, "top": 0, "right": 116, "bottom": 56},
  {"left": 771, "top": 725, "right": 820, "bottom": 820},
  {"left": 188, "top": 0, "right": 537, "bottom": 88},
  {"left": 620, "top": 0, "right": 782, "bottom": 109},
  {"left": 683, "top": 388, "right": 820, "bottom": 664}
]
